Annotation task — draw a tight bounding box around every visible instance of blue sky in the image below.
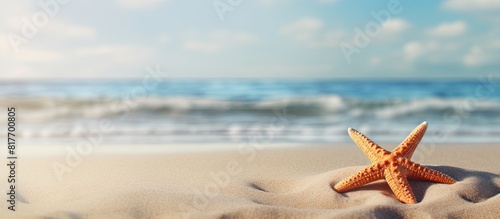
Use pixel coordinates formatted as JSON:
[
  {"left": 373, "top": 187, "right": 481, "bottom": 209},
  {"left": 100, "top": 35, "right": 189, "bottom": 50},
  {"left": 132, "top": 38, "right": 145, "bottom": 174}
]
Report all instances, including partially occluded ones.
[{"left": 0, "top": 0, "right": 499, "bottom": 80}]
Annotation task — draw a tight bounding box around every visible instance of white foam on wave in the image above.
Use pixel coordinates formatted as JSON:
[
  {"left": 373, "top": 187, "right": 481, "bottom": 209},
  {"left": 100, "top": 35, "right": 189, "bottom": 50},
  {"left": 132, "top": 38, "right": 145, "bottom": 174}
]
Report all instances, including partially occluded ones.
[
  {"left": 5, "top": 95, "right": 500, "bottom": 120},
  {"left": 3, "top": 96, "right": 500, "bottom": 142}
]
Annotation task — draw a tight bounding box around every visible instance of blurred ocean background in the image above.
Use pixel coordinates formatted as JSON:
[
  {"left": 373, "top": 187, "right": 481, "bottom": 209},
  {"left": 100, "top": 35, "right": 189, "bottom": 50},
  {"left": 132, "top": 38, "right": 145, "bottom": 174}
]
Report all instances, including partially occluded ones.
[{"left": 2, "top": 79, "right": 500, "bottom": 144}]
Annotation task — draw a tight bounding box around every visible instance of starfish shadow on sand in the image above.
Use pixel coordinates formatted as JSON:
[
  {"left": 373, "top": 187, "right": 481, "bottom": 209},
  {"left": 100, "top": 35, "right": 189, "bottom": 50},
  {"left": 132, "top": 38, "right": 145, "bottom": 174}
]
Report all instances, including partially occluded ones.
[
  {"left": 331, "top": 165, "right": 500, "bottom": 204},
  {"left": 422, "top": 165, "right": 500, "bottom": 203}
]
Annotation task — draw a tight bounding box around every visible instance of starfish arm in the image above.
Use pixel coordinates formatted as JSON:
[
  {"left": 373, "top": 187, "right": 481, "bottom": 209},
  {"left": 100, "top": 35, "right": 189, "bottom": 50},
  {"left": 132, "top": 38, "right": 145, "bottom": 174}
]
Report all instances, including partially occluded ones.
[
  {"left": 384, "top": 164, "right": 417, "bottom": 204},
  {"left": 334, "top": 163, "right": 385, "bottom": 192},
  {"left": 347, "top": 128, "right": 389, "bottom": 162},
  {"left": 393, "top": 121, "right": 428, "bottom": 159},
  {"left": 400, "top": 158, "right": 455, "bottom": 184}
]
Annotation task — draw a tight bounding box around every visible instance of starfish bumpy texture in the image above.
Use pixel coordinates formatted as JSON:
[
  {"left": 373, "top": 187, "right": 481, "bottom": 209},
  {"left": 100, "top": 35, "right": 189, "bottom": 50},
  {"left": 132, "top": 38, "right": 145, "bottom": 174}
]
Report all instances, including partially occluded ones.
[{"left": 333, "top": 121, "right": 455, "bottom": 204}]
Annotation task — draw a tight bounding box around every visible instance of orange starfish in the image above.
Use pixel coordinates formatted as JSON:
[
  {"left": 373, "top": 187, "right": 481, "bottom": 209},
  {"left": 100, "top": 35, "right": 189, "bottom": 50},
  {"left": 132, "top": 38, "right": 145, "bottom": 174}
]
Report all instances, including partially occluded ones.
[{"left": 333, "top": 121, "right": 455, "bottom": 204}]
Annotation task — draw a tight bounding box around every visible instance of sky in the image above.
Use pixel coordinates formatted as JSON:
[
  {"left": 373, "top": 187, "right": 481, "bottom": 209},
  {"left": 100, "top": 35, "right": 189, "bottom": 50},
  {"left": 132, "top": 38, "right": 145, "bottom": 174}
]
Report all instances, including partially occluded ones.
[{"left": 0, "top": 0, "right": 499, "bottom": 80}]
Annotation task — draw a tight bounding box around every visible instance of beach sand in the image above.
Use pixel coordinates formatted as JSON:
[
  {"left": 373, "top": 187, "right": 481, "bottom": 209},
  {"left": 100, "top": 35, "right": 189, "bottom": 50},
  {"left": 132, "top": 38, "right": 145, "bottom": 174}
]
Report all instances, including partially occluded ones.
[{"left": 1, "top": 144, "right": 499, "bottom": 218}]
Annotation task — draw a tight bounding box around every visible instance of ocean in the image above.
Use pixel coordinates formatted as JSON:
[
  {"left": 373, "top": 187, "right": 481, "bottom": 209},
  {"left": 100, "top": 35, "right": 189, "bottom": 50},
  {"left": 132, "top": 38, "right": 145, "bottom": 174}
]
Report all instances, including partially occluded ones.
[{"left": 2, "top": 78, "right": 500, "bottom": 144}]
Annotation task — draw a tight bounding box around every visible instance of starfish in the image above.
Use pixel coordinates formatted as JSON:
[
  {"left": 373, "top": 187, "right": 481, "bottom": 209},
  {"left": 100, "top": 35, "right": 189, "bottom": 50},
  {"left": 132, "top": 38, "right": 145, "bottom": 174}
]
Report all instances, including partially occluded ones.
[{"left": 333, "top": 121, "right": 455, "bottom": 204}]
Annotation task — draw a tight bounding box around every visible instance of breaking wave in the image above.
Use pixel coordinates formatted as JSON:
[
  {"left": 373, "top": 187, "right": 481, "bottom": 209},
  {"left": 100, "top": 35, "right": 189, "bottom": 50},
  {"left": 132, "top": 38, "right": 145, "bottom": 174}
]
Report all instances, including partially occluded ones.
[{"left": 2, "top": 95, "right": 500, "bottom": 121}]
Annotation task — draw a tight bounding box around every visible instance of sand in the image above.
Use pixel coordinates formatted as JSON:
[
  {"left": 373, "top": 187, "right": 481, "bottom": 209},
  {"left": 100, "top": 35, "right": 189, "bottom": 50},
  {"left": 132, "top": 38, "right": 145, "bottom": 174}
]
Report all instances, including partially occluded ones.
[{"left": 1, "top": 143, "right": 499, "bottom": 218}]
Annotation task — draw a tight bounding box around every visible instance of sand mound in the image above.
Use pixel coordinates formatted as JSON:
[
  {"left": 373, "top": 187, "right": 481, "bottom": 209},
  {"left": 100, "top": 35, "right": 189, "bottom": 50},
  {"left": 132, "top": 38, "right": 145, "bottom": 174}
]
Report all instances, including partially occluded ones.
[
  {"left": 231, "top": 166, "right": 499, "bottom": 218},
  {"left": 0, "top": 145, "right": 498, "bottom": 218}
]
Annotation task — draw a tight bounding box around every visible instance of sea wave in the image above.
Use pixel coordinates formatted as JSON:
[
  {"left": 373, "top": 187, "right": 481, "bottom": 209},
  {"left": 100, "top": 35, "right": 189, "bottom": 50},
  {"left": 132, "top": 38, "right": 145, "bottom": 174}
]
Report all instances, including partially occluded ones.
[
  {"left": 3, "top": 95, "right": 500, "bottom": 142},
  {"left": 2, "top": 96, "right": 500, "bottom": 121}
]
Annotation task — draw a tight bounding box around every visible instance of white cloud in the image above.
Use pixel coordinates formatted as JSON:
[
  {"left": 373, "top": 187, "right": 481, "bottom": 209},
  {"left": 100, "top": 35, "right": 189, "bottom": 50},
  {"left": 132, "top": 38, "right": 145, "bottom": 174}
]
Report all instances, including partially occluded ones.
[
  {"left": 46, "top": 20, "right": 96, "bottom": 40},
  {"left": 321, "top": 31, "right": 345, "bottom": 47},
  {"left": 0, "top": 20, "right": 96, "bottom": 60},
  {"left": 463, "top": 41, "right": 500, "bottom": 66},
  {"left": 404, "top": 41, "right": 426, "bottom": 61},
  {"left": 157, "top": 33, "right": 170, "bottom": 44},
  {"left": 463, "top": 46, "right": 489, "bottom": 66},
  {"left": 381, "top": 19, "right": 409, "bottom": 34},
  {"left": 427, "top": 21, "right": 467, "bottom": 37},
  {"left": 488, "top": 39, "right": 500, "bottom": 48},
  {"left": 282, "top": 18, "right": 406, "bottom": 48},
  {"left": 183, "top": 30, "right": 257, "bottom": 52},
  {"left": 0, "top": 47, "right": 66, "bottom": 78},
  {"left": 115, "top": 0, "right": 168, "bottom": 10},
  {"left": 282, "top": 18, "right": 323, "bottom": 32},
  {"left": 369, "top": 57, "right": 381, "bottom": 66},
  {"left": 281, "top": 18, "right": 323, "bottom": 41},
  {"left": 403, "top": 41, "right": 459, "bottom": 63},
  {"left": 236, "top": 63, "right": 334, "bottom": 76},
  {"left": 75, "top": 44, "right": 154, "bottom": 65},
  {"left": 14, "top": 48, "right": 64, "bottom": 63},
  {"left": 1, "top": 43, "right": 156, "bottom": 79},
  {"left": 368, "top": 19, "right": 409, "bottom": 43},
  {"left": 0, "top": 1, "right": 36, "bottom": 32},
  {"left": 443, "top": 0, "right": 500, "bottom": 12},
  {"left": 281, "top": 17, "right": 344, "bottom": 47}
]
